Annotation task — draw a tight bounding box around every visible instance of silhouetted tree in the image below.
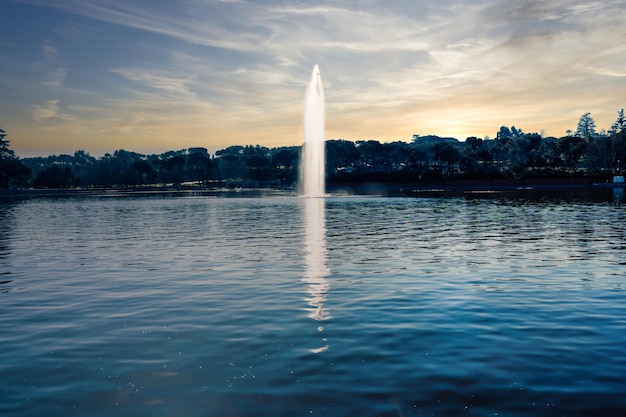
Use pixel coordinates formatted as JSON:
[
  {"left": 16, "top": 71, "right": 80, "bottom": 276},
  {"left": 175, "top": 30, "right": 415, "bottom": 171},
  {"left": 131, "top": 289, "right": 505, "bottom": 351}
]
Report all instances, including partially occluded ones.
[
  {"left": 558, "top": 136, "right": 587, "bottom": 168},
  {"left": 536, "top": 137, "right": 560, "bottom": 167},
  {"left": 326, "top": 140, "right": 358, "bottom": 174},
  {"left": 496, "top": 126, "right": 523, "bottom": 140},
  {"left": 460, "top": 137, "right": 483, "bottom": 177},
  {"left": 433, "top": 142, "right": 460, "bottom": 175},
  {"left": 132, "top": 160, "right": 153, "bottom": 185},
  {"left": 187, "top": 150, "right": 213, "bottom": 183},
  {"left": 271, "top": 146, "right": 299, "bottom": 185},
  {"left": 246, "top": 153, "right": 272, "bottom": 181},
  {"left": 575, "top": 112, "right": 597, "bottom": 139},
  {"left": 33, "top": 165, "right": 74, "bottom": 188},
  {"left": 407, "top": 144, "right": 430, "bottom": 175},
  {"left": 585, "top": 136, "right": 615, "bottom": 175},
  {"left": 71, "top": 150, "right": 96, "bottom": 186},
  {"left": 356, "top": 140, "right": 385, "bottom": 171},
  {"left": 0, "top": 128, "right": 30, "bottom": 188},
  {"left": 215, "top": 146, "right": 248, "bottom": 179},
  {"left": 497, "top": 126, "right": 512, "bottom": 140},
  {"left": 383, "top": 141, "right": 411, "bottom": 171},
  {"left": 608, "top": 109, "right": 625, "bottom": 136},
  {"left": 164, "top": 155, "right": 186, "bottom": 184}
]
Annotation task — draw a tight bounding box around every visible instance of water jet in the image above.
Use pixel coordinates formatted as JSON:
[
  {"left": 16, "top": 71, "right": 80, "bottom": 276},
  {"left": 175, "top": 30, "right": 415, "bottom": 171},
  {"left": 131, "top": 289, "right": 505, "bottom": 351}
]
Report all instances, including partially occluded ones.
[{"left": 298, "top": 65, "right": 325, "bottom": 197}]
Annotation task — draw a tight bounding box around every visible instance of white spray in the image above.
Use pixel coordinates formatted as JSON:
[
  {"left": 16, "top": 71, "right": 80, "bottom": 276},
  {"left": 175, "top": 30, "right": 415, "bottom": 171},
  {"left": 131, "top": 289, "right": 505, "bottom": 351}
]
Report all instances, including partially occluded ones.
[{"left": 298, "top": 65, "right": 325, "bottom": 197}]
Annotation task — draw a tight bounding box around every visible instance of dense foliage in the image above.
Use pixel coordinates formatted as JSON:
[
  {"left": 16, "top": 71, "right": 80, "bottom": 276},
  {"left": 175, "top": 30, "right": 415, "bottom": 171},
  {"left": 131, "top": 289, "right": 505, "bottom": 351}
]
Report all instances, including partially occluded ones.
[
  {"left": 21, "top": 146, "right": 300, "bottom": 189},
  {"left": 3, "top": 110, "right": 626, "bottom": 189}
]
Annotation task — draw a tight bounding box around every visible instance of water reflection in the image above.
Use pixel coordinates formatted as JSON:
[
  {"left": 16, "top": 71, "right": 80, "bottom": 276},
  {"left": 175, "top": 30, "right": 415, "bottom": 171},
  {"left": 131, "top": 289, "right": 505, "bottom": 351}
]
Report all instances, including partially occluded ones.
[
  {"left": 0, "top": 202, "right": 15, "bottom": 293},
  {"left": 301, "top": 197, "right": 331, "bottom": 353},
  {"left": 613, "top": 187, "right": 624, "bottom": 205}
]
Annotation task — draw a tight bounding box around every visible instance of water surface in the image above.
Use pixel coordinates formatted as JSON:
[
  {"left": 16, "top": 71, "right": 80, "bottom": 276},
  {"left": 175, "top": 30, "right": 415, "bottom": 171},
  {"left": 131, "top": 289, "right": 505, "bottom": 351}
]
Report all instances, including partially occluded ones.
[{"left": 1, "top": 189, "right": 625, "bottom": 416}]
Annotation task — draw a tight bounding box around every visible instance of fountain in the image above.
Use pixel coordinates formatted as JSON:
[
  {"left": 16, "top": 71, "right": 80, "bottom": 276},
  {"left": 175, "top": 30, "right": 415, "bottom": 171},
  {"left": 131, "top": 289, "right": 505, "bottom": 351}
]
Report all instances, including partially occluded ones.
[
  {"left": 298, "top": 65, "right": 325, "bottom": 197},
  {"left": 298, "top": 66, "right": 330, "bottom": 353}
]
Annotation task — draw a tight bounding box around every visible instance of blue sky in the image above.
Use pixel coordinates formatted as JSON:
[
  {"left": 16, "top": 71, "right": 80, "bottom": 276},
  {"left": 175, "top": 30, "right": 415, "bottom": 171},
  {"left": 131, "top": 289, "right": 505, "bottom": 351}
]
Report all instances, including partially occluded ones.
[{"left": 2, "top": 0, "right": 626, "bottom": 157}]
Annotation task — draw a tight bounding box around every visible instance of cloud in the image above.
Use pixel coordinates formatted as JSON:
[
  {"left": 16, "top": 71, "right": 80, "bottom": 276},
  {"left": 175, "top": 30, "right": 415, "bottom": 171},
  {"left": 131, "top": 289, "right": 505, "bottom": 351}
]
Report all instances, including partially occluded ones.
[
  {"left": 46, "top": 67, "right": 66, "bottom": 87},
  {"left": 109, "top": 67, "right": 196, "bottom": 95},
  {"left": 31, "top": 100, "right": 77, "bottom": 122},
  {"left": 592, "top": 68, "right": 626, "bottom": 78},
  {"left": 18, "top": 0, "right": 270, "bottom": 52},
  {"left": 42, "top": 43, "right": 58, "bottom": 60},
  {"left": 31, "top": 100, "right": 60, "bottom": 121}
]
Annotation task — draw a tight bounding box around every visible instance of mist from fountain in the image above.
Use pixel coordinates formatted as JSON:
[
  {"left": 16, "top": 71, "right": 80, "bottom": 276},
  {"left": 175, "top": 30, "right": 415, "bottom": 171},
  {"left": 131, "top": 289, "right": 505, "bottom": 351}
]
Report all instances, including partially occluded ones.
[{"left": 298, "top": 65, "right": 325, "bottom": 197}]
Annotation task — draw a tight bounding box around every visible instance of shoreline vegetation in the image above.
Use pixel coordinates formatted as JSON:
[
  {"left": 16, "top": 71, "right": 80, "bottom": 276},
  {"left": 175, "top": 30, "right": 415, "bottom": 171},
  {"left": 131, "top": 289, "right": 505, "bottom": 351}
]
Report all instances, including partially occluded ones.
[{"left": 2, "top": 111, "right": 626, "bottom": 192}]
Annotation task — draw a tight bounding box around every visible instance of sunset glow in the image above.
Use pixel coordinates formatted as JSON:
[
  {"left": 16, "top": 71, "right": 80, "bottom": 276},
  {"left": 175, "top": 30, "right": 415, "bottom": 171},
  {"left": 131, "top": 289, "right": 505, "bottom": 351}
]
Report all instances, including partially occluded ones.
[{"left": 2, "top": 0, "right": 626, "bottom": 156}]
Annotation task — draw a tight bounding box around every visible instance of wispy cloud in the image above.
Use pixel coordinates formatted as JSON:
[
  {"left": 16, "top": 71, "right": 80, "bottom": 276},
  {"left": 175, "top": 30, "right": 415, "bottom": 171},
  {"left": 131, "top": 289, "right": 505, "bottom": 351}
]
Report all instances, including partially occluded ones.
[
  {"left": 31, "top": 100, "right": 61, "bottom": 121},
  {"left": 31, "top": 100, "right": 77, "bottom": 122},
  {"left": 42, "top": 43, "right": 58, "bottom": 60},
  {"left": 45, "top": 67, "right": 66, "bottom": 87},
  {"left": 18, "top": 0, "right": 270, "bottom": 52},
  {"left": 109, "top": 67, "right": 197, "bottom": 95}
]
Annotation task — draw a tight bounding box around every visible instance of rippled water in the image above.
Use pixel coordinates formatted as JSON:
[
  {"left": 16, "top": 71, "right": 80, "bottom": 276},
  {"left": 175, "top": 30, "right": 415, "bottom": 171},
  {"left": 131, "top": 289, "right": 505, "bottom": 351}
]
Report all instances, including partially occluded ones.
[{"left": 1, "top": 189, "right": 625, "bottom": 416}]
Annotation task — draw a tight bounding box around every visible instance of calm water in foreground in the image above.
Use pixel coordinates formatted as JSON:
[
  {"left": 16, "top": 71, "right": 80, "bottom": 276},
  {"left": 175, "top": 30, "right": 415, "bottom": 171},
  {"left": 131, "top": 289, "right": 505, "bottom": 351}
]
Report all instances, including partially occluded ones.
[{"left": 1, "top": 188, "right": 625, "bottom": 416}]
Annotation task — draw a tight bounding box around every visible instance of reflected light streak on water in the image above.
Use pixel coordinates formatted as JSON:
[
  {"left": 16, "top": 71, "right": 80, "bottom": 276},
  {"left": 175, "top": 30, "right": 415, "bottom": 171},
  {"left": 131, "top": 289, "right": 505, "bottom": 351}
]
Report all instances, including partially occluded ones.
[{"left": 302, "top": 197, "right": 331, "bottom": 353}]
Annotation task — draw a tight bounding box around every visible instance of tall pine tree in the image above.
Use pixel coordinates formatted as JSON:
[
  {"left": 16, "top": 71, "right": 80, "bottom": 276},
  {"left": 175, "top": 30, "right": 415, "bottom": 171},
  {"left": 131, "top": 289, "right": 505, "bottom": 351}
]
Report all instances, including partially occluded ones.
[
  {"left": 575, "top": 112, "right": 597, "bottom": 139},
  {"left": 0, "top": 128, "right": 30, "bottom": 188}
]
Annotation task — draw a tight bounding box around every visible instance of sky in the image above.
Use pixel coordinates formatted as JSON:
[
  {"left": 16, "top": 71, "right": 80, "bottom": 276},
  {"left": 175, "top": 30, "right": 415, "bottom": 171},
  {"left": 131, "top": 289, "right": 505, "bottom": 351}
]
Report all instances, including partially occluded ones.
[{"left": 2, "top": 0, "right": 626, "bottom": 157}]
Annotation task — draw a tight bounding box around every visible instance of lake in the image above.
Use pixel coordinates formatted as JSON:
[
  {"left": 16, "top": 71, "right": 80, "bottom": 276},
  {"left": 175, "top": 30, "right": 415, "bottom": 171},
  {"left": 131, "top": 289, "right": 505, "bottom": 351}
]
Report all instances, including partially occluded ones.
[{"left": 1, "top": 187, "right": 625, "bottom": 416}]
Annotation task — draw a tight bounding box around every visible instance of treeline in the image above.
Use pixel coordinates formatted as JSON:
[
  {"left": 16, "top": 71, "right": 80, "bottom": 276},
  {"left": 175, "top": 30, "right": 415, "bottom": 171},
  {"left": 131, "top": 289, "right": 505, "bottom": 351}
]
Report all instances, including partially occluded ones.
[
  {"left": 1, "top": 110, "right": 626, "bottom": 189},
  {"left": 20, "top": 146, "right": 300, "bottom": 189}
]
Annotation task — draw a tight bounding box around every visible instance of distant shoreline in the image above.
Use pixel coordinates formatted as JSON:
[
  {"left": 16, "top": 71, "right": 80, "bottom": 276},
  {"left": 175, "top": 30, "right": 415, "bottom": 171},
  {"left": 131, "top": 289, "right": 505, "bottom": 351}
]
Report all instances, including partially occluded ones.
[
  {"left": 328, "top": 176, "right": 594, "bottom": 191},
  {"left": 3, "top": 176, "right": 624, "bottom": 199},
  {"left": 0, "top": 186, "right": 293, "bottom": 198}
]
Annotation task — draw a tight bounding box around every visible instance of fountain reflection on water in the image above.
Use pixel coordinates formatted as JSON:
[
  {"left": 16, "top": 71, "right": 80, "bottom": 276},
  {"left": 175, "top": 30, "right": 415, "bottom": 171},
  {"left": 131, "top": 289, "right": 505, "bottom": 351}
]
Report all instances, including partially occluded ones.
[{"left": 301, "top": 183, "right": 331, "bottom": 353}]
